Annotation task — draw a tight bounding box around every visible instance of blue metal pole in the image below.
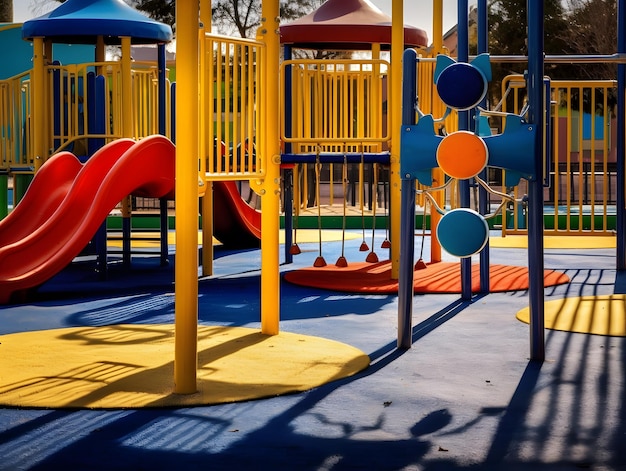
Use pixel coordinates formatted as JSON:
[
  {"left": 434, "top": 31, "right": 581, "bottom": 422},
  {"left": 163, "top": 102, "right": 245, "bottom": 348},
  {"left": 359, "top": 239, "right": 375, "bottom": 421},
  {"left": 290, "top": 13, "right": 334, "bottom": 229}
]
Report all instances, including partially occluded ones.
[
  {"left": 476, "top": 0, "right": 490, "bottom": 293},
  {"left": 91, "top": 74, "right": 108, "bottom": 278},
  {"left": 526, "top": 0, "right": 545, "bottom": 362},
  {"left": 158, "top": 43, "right": 169, "bottom": 266},
  {"left": 477, "top": 0, "right": 487, "bottom": 53},
  {"left": 617, "top": 0, "right": 626, "bottom": 270},
  {"left": 86, "top": 73, "right": 98, "bottom": 155},
  {"left": 457, "top": 0, "right": 472, "bottom": 300},
  {"left": 398, "top": 48, "right": 418, "bottom": 349},
  {"left": 158, "top": 44, "right": 167, "bottom": 136},
  {"left": 52, "top": 65, "right": 61, "bottom": 152},
  {"left": 170, "top": 83, "right": 177, "bottom": 144}
]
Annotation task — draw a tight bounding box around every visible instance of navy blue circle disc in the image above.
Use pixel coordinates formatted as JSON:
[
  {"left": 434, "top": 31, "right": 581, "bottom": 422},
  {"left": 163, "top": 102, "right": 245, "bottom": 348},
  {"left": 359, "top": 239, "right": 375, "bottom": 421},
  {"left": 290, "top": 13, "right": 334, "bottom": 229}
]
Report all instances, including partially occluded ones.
[{"left": 436, "top": 63, "right": 487, "bottom": 111}]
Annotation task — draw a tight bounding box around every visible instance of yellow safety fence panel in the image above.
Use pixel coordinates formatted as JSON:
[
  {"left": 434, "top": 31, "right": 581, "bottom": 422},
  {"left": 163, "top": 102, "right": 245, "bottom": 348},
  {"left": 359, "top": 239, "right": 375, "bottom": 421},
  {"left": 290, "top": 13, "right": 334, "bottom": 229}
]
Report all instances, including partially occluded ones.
[
  {"left": 0, "top": 60, "right": 168, "bottom": 173},
  {"left": 131, "top": 62, "right": 171, "bottom": 139},
  {"left": 281, "top": 58, "right": 389, "bottom": 154},
  {"left": 0, "top": 72, "right": 32, "bottom": 170},
  {"left": 46, "top": 62, "right": 166, "bottom": 154},
  {"left": 280, "top": 58, "right": 391, "bottom": 210},
  {"left": 202, "top": 33, "right": 265, "bottom": 181},
  {"left": 500, "top": 75, "right": 617, "bottom": 236}
]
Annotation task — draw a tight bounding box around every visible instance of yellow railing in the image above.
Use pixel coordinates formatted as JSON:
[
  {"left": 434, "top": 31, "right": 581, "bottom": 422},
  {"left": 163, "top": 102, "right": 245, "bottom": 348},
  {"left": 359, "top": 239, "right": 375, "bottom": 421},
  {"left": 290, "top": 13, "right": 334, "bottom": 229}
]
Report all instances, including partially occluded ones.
[
  {"left": 279, "top": 58, "right": 391, "bottom": 210},
  {"left": 0, "top": 72, "right": 32, "bottom": 170},
  {"left": 202, "top": 33, "right": 265, "bottom": 180},
  {"left": 500, "top": 75, "right": 617, "bottom": 235},
  {"left": 281, "top": 59, "right": 390, "bottom": 154},
  {"left": 131, "top": 62, "right": 167, "bottom": 139},
  {"left": 0, "top": 60, "right": 166, "bottom": 173},
  {"left": 46, "top": 62, "right": 165, "bottom": 153}
]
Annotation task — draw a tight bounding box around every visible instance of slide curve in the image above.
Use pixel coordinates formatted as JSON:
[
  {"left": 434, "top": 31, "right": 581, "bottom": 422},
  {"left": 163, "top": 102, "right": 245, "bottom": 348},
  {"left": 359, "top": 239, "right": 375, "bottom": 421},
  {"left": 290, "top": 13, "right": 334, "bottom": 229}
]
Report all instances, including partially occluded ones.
[
  {"left": 212, "top": 180, "right": 261, "bottom": 248},
  {"left": 0, "top": 135, "right": 175, "bottom": 303},
  {"left": 0, "top": 150, "right": 83, "bottom": 248},
  {"left": 0, "top": 135, "right": 262, "bottom": 303}
]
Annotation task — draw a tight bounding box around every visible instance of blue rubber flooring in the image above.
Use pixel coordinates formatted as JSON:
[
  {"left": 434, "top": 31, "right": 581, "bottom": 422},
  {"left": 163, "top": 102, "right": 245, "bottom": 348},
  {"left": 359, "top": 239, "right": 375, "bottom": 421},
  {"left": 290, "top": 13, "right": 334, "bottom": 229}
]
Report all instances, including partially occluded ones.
[{"left": 0, "top": 231, "right": 625, "bottom": 470}]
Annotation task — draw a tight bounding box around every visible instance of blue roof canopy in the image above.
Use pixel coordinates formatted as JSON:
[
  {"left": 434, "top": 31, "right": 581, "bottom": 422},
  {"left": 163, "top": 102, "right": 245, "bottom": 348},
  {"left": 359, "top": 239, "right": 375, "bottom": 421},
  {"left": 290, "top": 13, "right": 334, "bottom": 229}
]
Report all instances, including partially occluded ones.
[{"left": 22, "top": 0, "right": 173, "bottom": 45}]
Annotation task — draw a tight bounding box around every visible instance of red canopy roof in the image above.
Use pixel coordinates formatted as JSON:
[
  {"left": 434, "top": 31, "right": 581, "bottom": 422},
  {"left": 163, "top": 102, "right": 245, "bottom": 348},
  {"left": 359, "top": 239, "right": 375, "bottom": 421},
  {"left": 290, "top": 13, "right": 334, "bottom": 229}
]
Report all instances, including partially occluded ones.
[{"left": 280, "top": 0, "right": 428, "bottom": 50}]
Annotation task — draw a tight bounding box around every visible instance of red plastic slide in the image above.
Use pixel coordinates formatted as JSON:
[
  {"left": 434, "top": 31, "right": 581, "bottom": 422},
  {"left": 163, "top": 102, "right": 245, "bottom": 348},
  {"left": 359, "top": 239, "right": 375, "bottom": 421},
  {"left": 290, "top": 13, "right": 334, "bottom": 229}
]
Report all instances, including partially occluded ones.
[
  {"left": 0, "top": 135, "right": 262, "bottom": 303},
  {"left": 0, "top": 152, "right": 82, "bottom": 248},
  {"left": 0, "top": 136, "right": 175, "bottom": 303},
  {"left": 212, "top": 180, "right": 261, "bottom": 248},
  {"left": 209, "top": 138, "right": 261, "bottom": 248}
]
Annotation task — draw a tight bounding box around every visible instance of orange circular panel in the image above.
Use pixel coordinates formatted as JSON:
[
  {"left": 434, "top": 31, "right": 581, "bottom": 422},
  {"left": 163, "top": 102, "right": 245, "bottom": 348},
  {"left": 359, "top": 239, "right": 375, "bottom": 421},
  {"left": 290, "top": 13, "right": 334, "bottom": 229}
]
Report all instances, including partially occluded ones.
[{"left": 436, "top": 131, "right": 488, "bottom": 179}]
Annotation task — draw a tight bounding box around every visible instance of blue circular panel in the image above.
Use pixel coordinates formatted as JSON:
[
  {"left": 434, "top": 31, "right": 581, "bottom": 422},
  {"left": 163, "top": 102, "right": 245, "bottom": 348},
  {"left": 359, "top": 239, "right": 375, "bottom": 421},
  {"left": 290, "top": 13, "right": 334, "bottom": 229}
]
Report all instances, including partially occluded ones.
[
  {"left": 436, "top": 63, "right": 487, "bottom": 110},
  {"left": 436, "top": 208, "right": 489, "bottom": 258}
]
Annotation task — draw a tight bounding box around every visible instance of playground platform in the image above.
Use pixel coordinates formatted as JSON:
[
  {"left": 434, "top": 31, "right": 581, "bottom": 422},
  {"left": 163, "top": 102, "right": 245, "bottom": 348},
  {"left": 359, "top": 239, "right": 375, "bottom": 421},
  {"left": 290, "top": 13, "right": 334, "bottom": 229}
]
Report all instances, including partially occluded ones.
[{"left": 0, "top": 229, "right": 624, "bottom": 470}]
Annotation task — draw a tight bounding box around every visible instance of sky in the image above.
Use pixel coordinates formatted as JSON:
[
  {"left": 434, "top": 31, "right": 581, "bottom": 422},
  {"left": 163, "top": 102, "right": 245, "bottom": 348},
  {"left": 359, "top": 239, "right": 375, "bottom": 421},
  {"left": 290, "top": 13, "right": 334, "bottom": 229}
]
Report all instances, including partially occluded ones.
[{"left": 12, "top": 0, "right": 471, "bottom": 44}]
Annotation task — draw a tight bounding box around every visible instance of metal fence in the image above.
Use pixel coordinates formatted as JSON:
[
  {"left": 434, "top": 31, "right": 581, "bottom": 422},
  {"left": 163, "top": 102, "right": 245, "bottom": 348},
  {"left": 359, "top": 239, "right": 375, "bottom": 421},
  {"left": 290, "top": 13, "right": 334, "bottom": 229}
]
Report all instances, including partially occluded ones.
[
  {"left": 280, "top": 58, "right": 390, "bottom": 210},
  {"left": 499, "top": 76, "right": 617, "bottom": 235},
  {"left": 0, "top": 60, "right": 165, "bottom": 171},
  {"left": 0, "top": 71, "right": 32, "bottom": 170},
  {"left": 202, "top": 33, "right": 265, "bottom": 180}
]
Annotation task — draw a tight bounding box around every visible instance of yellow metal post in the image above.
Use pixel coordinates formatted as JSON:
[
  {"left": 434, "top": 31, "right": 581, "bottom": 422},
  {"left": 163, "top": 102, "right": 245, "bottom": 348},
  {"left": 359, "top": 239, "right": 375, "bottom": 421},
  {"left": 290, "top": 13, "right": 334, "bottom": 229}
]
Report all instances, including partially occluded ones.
[
  {"left": 371, "top": 43, "right": 381, "bottom": 153},
  {"left": 200, "top": 0, "right": 211, "bottom": 32},
  {"left": 120, "top": 36, "right": 134, "bottom": 264},
  {"left": 430, "top": 0, "right": 444, "bottom": 263},
  {"left": 121, "top": 37, "right": 133, "bottom": 138},
  {"left": 259, "top": 0, "right": 281, "bottom": 335},
  {"left": 432, "top": 0, "right": 443, "bottom": 53},
  {"left": 174, "top": 0, "right": 200, "bottom": 394},
  {"left": 42, "top": 40, "right": 53, "bottom": 165},
  {"left": 31, "top": 37, "right": 46, "bottom": 172},
  {"left": 389, "top": 0, "right": 404, "bottom": 279},
  {"left": 200, "top": 0, "right": 214, "bottom": 277}
]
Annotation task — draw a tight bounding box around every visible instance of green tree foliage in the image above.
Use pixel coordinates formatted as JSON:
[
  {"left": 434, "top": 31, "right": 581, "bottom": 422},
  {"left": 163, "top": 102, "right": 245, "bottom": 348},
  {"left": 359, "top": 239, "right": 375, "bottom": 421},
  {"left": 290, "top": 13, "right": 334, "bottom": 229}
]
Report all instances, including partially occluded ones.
[
  {"left": 487, "top": 0, "right": 572, "bottom": 109},
  {"left": 132, "top": 0, "right": 333, "bottom": 57},
  {"left": 563, "top": 0, "right": 617, "bottom": 78},
  {"left": 212, "top": 0, "right": 320, "bottom": 38},
  {"left": 133, "top": 0, "right": 175, "bottom": 27},
  {"left": 42, "top": 0, "right": 318, "bottom": 37},
  {"left": 212, "top": 0, "right": 259, "bottom": 37},
  {"left": 561, "top": 0, "right": 618, "bottom": 114},
  {"left": 0, "top": 0, "right": 13, "bottom": 22},
  {"left": 485, "top": 0, "right": 619, "bottom": 116},
  {"left": 125, "top": 0, "right": 320, "bottom": 38}
]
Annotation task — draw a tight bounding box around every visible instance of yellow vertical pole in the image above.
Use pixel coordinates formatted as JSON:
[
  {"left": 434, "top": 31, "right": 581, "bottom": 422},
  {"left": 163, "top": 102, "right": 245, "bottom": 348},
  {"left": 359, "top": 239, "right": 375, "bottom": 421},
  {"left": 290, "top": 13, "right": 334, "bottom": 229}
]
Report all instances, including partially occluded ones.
[
  {"left": 121, "top": 37, "right": 133, "bottom": 138},
  {"left": 430, "top": 0, "right": 444, "bottom": 263},
  {"left": 32, "top": 37, "right": 45, "bottom": 172},
  {"left": 174, "top": 0, "right": 200, "bottom": 394},
  {"left": 432, "top": 0, "right": 443, "bottom": 53},
  {"left": 371, "top": 43, "right": 381, "bottom": 152},
  {"left": 42, "top": 40, "right": 53, "bottom": 166},
  {"left": 389, "top": 0, "right": 403, "bottom": 279},
  {"left": 120, "top": 36, "right": 134, "bottom": 260},
  {"left": 259, "top": 0, "right": 281, "bottom": 335},
  {"left": 200, "top": 0, "right": 214, "bottom": 277}
]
